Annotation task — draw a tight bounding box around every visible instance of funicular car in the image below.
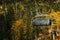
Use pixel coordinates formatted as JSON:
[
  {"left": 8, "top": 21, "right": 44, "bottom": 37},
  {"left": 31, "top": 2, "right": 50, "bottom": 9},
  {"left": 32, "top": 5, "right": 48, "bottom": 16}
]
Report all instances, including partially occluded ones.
[{"left": 33, "top": 14, "right": 52, "bottom": 26}]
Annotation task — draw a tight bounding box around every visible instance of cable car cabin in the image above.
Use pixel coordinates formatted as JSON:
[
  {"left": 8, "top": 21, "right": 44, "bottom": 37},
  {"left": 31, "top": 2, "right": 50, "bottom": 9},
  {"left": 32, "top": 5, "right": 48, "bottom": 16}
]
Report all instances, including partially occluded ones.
[{"left": 32, "top": 14, "right": 52, "bottom": 26}]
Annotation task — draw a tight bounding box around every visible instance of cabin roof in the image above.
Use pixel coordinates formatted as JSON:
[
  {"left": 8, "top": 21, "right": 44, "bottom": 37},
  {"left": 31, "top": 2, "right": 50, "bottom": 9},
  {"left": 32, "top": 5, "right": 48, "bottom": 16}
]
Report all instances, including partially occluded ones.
[{"left": 35, "top": 14, "right": 48, "bottom": 17}]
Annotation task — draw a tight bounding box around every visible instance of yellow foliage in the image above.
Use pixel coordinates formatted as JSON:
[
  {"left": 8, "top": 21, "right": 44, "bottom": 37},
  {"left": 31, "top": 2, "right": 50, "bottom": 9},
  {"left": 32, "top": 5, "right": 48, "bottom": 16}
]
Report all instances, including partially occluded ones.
[
  {"left": 49, "top": 10, "right": 60, "bottom": 27},
  {"left": 12, "top": 19, "right": 27, "bottom": 40},
  {"left": 12, "top": 19, "right": 26, "bottom": 30}
]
